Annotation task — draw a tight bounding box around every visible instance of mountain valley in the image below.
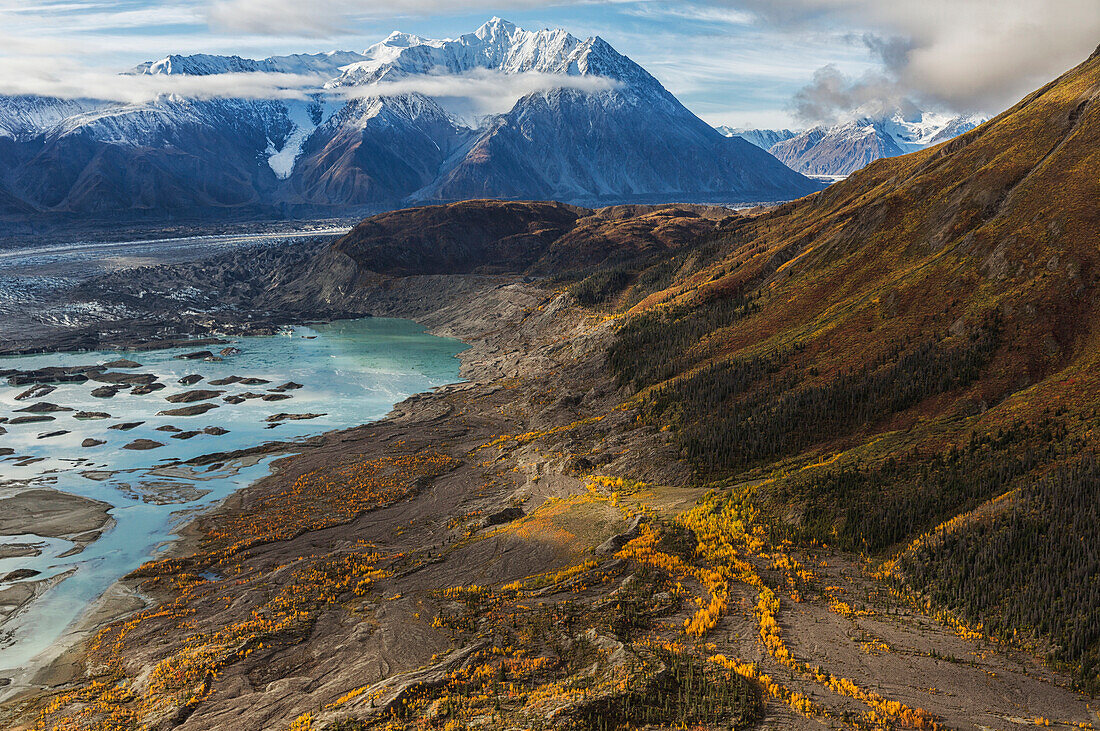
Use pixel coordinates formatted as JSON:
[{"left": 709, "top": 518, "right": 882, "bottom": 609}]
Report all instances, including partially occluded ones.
[{"left": 3, "top": 40, "right": 1100, "bottom": 730}]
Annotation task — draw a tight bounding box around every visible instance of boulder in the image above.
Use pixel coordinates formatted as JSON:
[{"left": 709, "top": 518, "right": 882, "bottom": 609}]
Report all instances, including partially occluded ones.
[
  {"left": 164, "top": 389, "right": 224, "bottom": 404},
  {"left": 158, "top": 403, "right": 220, "bottom": 417},
  {"left": 2, "top": 569, "right": 40, "bottom": 582},
  {"left": 223, "top": 395, "right": 246, "bottom": 405},
  {"left": 14, "top": 402, "right": 72, "bottom": 413},
  {"left": 102, "top": 359, "right": 141, "bottom": 369},
  {"left": 220, "top": 347, "right": 241, "bottom": 357},
  {"left": 171, "top": 431, "right": 202, "bottom": 440},
  {"left": 81, "top": 439, "right": 106, "bottom": 448},
  {"left": 262, "top": 394, "right": 292, "bottom": 402},
  {"left": 88, "top": 372, "right": 158, "bottom": 385},
  {"left": 203, "top": 426, "right": 229, "bottom": 436},
  {"left": 595, "top": 516, "right": 647, "bottom": 557},
  {"left": 175, "top": 351, "right": 213, "bottom": 360},
  {"left": 155, "top": 425, "right": 183, "bottom": 433},
  {"left": 7, "top": 366, "right": 98, "bottom": 386},
  {"left": 483, "top": 506, "right": 525, "bottom": 527},
  {"left": 73, "top": 411, "right": 110, "bottom": 420},
  {"left": 239, "top": 377, "right": 270, "bottom": 385},
  {"left": 265, "top": 413, "right": 326, "bottom": 422},
  {"left": 37, "top": 430, "right": 70, "bottom": 439},
  {"left": 9, "top": 415, "right": 55, "bottom": 425},
  {"left": 14, "top": 384, "right": 55, "bottom": 400},
  {"left": 91, "top": 386, "right": 121, "bottom": 398},
  {"left": 209, "top": 376, "right": 242, "bottom": 386},
  {"left": 131, "top": 383, "right": 166, "bottom": 395},
  {"left": 122, "top": 439, "right": 163, "bottom": 450},
  {"left": 108, "top": 422, "right": 144, "bottom": 431},
  {"left": 178, "top": 374, "right": 203, "bottom": 386}
]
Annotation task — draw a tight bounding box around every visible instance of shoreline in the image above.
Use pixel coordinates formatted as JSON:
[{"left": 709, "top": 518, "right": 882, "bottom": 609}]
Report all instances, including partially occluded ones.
[
  {"left": 0, "top": 277, "right": 550, "bottom": 706},
  {"left": 0, "top": 315, "right": 475, "bottom": 700},
  {"left": 6, "top": 273, "right": 1097, "bottom": 730}
]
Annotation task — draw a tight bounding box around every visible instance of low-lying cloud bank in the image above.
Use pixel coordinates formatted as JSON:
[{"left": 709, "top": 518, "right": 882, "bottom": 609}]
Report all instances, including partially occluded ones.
[
  {"left": 0, "top": 67, "right": 325, "bottom": 104},
  {"left": 342, "top": 70, "right": 620, "bottom": 120},
  {"left": 0, "top": 62, "right": 618, "bottom": 116}
]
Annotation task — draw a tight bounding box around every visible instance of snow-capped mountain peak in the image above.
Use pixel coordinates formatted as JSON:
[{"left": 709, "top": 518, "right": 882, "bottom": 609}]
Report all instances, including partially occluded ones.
[
  {"left": 130, "top": 51, "right": 372, "bottom": 78},
  {"left": 723, "top": 110, "right": 989, "bottom": 177},
  {"left": 0, "top": 18, "right": 820, "bottom": 220},
  {"left": 474, "top": 16, "right": 519, "bottom": 40},
  {"left": 718, "top": 127, "right": 797, "bottom": 151}
]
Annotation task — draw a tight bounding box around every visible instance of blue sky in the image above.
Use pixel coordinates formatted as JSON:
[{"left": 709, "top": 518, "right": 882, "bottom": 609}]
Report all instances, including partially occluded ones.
[{"left": 1, "top": 0, "right": 1097, "bottom": 129}]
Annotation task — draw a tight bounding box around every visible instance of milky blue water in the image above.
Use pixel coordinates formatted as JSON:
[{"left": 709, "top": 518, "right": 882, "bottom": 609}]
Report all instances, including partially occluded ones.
[{"left": 0, "top": 317, "right": 466, "bottom": 674}]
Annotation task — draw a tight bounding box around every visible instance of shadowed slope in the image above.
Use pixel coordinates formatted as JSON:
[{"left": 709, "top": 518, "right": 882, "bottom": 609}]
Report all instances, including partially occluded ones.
[{"left": 330, "top": 199, "right": 724, "bottom": 277}]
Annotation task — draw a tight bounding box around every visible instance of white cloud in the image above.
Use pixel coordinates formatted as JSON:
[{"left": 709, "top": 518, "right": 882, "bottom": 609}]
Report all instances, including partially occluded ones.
[
  {"left": 340, "top": 68, "right": 621, "bottom": 120},
  {"left": 0, "top": 47, "right": 618, "bottom": 114},
  {"left": 0, "top": 54, "right": 325, "bottom": 102},
  {"left": 713, "top": 0, "right": 1100, "bottom": 115},
  {"left": 620, "top": 2, "right": 754, "bottom": 25}
]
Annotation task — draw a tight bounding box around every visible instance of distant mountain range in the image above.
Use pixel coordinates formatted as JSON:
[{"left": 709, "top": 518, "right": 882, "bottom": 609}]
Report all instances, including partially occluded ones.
[
  {"left": 720, "top": 112, "right": 987, "bottom": 177},
  {"left": 0, "top": 19, "right": 819, "bottom": 226},
  {"left": 715, "top": 126, "right": 797, "bottom": 151}
]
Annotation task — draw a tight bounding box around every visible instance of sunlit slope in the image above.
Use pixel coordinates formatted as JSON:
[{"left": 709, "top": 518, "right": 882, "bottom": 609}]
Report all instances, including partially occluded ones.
[
  {"left": 633, "top": 43, "right": 1098, "bottom": 388},
  {"left": 600, "top": 45, "right": 1100, "bottom": 687}
]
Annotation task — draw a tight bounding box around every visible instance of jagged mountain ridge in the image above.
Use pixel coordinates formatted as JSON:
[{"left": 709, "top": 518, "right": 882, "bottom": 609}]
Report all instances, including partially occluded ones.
[
  {"left": 0, "top": 18, "right": 819, "bottom": 224},
  {"left": 719, "top": 112, "right": 987, "bottom": 176},
  {"left": 715, "top": 126, "right": 796, "bottom": 150}
]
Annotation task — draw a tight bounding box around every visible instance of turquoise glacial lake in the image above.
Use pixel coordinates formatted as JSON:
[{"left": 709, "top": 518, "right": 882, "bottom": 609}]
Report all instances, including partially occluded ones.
[{"left": 0, "top": 317, "right": 466, "bottom": 675}]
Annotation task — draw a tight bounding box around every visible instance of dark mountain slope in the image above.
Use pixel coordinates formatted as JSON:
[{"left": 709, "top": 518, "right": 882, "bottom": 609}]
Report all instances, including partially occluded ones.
[
  {"left": 330, "top": 199, "right": 725, "bottom": 277},
  {"left": 421, "top": 86, "right": 818, "bottom": 205},
  {"left": 291, "top": 96, "right": 472, "bottom": 209}
]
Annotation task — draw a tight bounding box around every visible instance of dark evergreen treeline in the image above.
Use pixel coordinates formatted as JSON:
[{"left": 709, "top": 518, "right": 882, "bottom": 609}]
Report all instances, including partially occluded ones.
[
  {"left": 570, "top": 265, "right": 634, "bottom": 306},
  {"left": 609, "top": 290, "right": 759, "bottom": 389},
  {"left": 901, "top": 456, "right": 1100, "bottom": 692},
  {"left": 786, "top": 420, "right": 1076, "bottom": 552},
  {"left": 571, "top": 648, "right": 760, "bottom": 730},
  {"left": 644, "top": 326, "right": 998, "bottom": 478},
  {"left": 567, "top": 239, "right": 730, "bottom": 311}
]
